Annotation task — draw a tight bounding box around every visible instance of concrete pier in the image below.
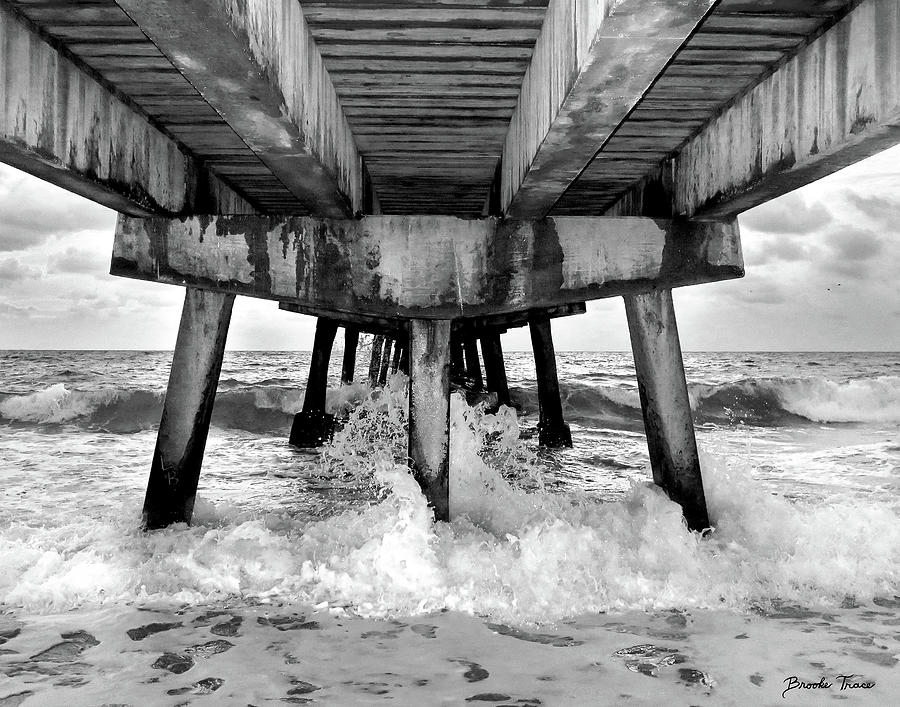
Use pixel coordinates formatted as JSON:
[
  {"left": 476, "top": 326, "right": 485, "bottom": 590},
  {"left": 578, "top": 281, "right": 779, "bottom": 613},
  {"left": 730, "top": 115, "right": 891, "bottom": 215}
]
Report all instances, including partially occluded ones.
[
  {"left": 408, "top": 319, "right": 451, "bottom": 521},
  {"left": 480, "top": 330, "right": 511, "bottom": 409},
  {"left": 290, "top": 318, "right": 338, "bottom": 448},
  {"left": 341, "top": 327, "right": 359, "bottom": 385},
  {"left": 6, "top": 0, "right": 885, "bottom": 531},
  {"left": 529, "top": 314, "right": 572, "bottom": 449},
  {"left": 368, "top": 335, "right": 385, "bottom": 386},
  {"left": 142, "top": 289, "right": 234, "bottom": 529},
  {"left": 625, "top": 290, "right": 709, "bottom": 531},
  {"left": 463, "top": 338, "right": 484, "bottom": 390}
]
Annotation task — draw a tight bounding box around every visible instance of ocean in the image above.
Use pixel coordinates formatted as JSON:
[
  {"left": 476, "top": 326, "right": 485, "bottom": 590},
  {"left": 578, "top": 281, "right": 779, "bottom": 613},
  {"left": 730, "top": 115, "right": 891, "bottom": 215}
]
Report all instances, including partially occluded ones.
[{"left": 0, "top": 347, "right": 898, "bottom": 705}]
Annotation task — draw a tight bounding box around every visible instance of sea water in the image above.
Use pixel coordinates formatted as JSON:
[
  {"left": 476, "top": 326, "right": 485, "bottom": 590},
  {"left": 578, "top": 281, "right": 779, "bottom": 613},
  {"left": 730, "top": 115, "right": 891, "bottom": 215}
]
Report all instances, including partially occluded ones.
[{"left": 0, "top": 348, "right": 898, "bottom": 705}]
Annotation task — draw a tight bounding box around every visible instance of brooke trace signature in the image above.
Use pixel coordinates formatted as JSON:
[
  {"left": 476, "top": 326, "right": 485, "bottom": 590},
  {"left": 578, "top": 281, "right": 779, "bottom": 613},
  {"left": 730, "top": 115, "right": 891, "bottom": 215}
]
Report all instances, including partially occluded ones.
[{"left": 782, "top": 674, "right": 875, "bottom": 698}]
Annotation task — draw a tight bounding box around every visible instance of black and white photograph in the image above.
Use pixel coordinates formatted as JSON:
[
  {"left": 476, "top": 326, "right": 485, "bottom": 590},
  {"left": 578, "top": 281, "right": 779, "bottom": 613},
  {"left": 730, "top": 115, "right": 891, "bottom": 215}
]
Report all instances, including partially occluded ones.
[{"left": 1, "top": 0, "right": 899, "bottom": 704}]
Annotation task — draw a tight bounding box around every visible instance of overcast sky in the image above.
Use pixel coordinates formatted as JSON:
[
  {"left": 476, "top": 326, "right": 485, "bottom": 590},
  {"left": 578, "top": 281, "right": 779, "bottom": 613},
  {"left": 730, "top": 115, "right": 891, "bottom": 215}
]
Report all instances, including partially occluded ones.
[{"left": 1, "top": 145, "right": 898, "bottom": 351}]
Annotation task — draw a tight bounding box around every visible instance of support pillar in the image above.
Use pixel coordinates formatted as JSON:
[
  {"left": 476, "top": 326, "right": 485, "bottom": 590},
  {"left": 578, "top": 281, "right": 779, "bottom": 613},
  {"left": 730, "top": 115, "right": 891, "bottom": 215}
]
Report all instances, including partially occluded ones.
[
  {"left": 408, "top": 319, "right": 451, "bottom": 522},
  {"left": 368, "top": 334, "right": 385, "bottom": 385},
  {"left": 624, "top": 289, "right": 709, "bottom": 531},
  {"left": 390, "top": 339, "right": 403, "bottom": 374},
  {"left": 142, "top": 288, "right": 234, "bottom": 529},
  {"left": 480, "top": 329, "right": 511, "bottom": 408},
  {"left": 463, "top": 337, "right": 483, "bottom": 389},
  {"left": 378, "top": 337, "right": 393, "bottom": 385},
  {"left": 450, "top": 334, "right": 465, "bottom": 379},
  {"left": 529, "top": 313, "right": 572, "bottom": 448},
  {"left": 290, "top": 317, "right": 338, "bottom": 447},
  {"left": 399, "top": 338, "right": 410, "bottom": 375},
  {"left": 341, "top": 327, "right": 359, "bottom": 385}
]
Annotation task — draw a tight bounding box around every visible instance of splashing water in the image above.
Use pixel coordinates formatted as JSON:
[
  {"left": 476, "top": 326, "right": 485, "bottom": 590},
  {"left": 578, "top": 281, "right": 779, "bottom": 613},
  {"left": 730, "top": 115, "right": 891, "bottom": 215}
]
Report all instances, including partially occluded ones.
[{"left": 2, "top": 370, "right": 899, "bottom": 626}]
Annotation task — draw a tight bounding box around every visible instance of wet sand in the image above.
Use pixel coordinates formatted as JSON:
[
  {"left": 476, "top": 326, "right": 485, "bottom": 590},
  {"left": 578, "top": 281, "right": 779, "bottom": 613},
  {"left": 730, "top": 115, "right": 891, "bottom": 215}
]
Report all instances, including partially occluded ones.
[{"left": 2, "top": 600, "right": 898, "bottom": 705}]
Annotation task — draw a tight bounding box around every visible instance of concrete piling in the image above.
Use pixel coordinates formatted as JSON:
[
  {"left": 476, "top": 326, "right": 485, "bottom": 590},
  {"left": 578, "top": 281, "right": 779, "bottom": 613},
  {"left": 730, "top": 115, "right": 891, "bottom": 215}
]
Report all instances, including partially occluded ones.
[
  {"left": 529, "top": 313, "right": 572, "bottom": 448},
  {"left": 624, "top": 289, "right": 710, "bottom": 531},
  {"left": 142, "top": 288, "right": 234, "bottom": 529},
  {"left": 341, "top": 326, "right": 359, "bottom": 385},
  {"left": 408, "top": 319, "right": 451, "bottom": 521},
  {"left": 368, "top": 334, "right": 385, "bottom": 385},
  {"left": 480, "top": 329, "right": 511, "bottom": 409},
  {"left": 289, "top": 317, "right": 338, "bottom": 448}
]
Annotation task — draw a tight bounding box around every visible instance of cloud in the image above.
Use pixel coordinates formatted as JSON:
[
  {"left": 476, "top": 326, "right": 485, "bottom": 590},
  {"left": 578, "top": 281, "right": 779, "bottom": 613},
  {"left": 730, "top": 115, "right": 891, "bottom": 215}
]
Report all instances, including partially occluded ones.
[
  {"left": 824, "top": 226, "right": 884, "bottom": 261},
  {"left": 0, "top": 164, "right": 115, "bottom": 251},
  {"left": 48, "top": 247, "right": 109, "bottom": 275},
  {"left": 0, "top": 257, "right": 41, "bottom": 284},
  {"left": 844, "top": 192, "right": 900, "bottom": 223},
  {"left": 739, "top": 191, "right": 832, "bottom": 236}
]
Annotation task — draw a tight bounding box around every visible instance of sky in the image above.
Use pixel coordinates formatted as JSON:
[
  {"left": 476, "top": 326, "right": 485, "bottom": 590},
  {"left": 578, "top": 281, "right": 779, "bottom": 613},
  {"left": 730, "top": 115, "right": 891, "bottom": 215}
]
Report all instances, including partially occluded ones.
[{"left": 1, "top": 145, "right": 899, "bottom": 351}]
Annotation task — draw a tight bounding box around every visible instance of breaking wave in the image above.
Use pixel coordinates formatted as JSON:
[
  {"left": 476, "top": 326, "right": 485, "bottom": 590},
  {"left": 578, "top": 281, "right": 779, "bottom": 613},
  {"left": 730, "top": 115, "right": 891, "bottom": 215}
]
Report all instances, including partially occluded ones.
[
  {"left": 0, "top": 382, "right": 369, "bottom": 434},
  {"left": 555, "top": 376, "right": 900, "bottom": 427},
  {"left": 2, "top": 374, "right": 898, "bottom": 436}
]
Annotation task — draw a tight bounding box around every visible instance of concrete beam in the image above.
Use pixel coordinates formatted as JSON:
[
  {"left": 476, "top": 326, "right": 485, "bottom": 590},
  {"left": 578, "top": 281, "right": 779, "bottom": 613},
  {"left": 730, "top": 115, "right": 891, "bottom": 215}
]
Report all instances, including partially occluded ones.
[
  {"left": 675, "top": 0, "right": 900, "bottom": 219},
  {"left": 501, "top": 0, "right": 716, "bottom": 218},
  {"left": 113, "top": 215, "right": 743, "bottom": 318},
  {"left": 114, "top": 0, "right": 362, "bottom": 216},
  {"left": 0, "top": 4, "right": 195, "bottom": 216}
]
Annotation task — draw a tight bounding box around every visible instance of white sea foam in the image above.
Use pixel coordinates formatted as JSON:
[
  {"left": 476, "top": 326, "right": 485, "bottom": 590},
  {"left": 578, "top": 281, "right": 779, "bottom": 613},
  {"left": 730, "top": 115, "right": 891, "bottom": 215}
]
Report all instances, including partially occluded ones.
[{"left": 1, "top": 380, "right": 898, "bottom": 621}]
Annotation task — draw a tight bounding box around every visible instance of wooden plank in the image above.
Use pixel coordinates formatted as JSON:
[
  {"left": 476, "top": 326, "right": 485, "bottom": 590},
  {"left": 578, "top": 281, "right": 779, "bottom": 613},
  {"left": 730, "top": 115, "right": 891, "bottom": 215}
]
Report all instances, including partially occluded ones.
[
  {"left": 317, "top": 42, "right": 535, "bottom": 59},
  {"left": 501, "top": 0, "right": 717, "bottom": 219},
  {"left": 675, "top": 0, "right": 900, "bottom": 218},
  {"left": 112, "top": 215, "right": 743, "bottom": 318},
  {"left": 301, "top": 7, "right": 546, "bottom": 26},
  {"left": 115, "top": 0, "right": 362, "bottom": 216},
  {"left": 309, "top": 27, "right": 540, "bottom": 43}
]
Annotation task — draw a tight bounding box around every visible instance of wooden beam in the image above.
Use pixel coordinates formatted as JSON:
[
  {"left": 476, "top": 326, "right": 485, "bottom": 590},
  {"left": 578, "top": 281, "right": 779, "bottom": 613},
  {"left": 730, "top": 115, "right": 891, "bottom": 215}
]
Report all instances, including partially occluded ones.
[
  {"left": 114, "top": 0, "right": 362, "bottom": 216},
  {"left": 500, "top": 0, "right": 717, "bottom": 218},
  {"left": 0, "top": 4, "right": 194, "bottom": 216},
  {"left": 408, "top": 319, "right": 451, "bottom": 522},
  {"left": 674, "top": 0, "right": 900, "bottom": 219},
  {"left": 113, "top": 215, "right": 743, "bottom": 318}
]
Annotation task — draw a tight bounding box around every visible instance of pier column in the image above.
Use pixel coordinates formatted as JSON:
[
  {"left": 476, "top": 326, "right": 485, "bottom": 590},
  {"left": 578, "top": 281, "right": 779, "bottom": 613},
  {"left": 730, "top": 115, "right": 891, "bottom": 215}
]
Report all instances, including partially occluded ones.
[
  {"left": 408, "top": 319, "right": 451, "bottom": 522},
  {"left": 378, "top": 337, "right": 393, "bottom": 385},
  {"left": 624, "top": 289, "right": 709, "bottom": 531},
  {"left": 290, "top": 317, "right": 338, "bottom": 447},
  {"left": 390, "top": 339, "right": 403, "bottom": 374},
  {"left": 368, "top": 334, "right": 385, "bottom": 385},
  {"left": 463, "top": 337, "right": 483, "bottom": 389},
  {"left": 341, "top": 327, "right": 359, "bottom": 385},
  {"left": 480, "top": 329, "right": 511, "bottom": 408},
  {"left": 529, "top": 313, "right": 572, "bottom": 448},
  {"left": 450, "top": 334, "right": 465, "bottom": 379},
  {"left": 142, "top": 288, "right": 234, "bottom": 529}
]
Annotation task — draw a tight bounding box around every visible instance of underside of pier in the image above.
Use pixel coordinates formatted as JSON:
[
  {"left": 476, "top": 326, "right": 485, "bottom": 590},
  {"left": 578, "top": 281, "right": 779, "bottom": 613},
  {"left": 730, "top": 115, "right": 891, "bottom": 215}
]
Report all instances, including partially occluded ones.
[{"left": 2, "top": 0, "right": 896, "bottom": 531}]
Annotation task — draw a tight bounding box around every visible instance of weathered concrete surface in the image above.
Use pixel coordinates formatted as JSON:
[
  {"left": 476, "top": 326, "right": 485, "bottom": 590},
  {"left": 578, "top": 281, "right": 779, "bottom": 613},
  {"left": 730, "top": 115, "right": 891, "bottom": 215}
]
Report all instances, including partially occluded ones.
[
  {"left": 501, "top": 0, "right": 717, "bottom": 218},
  {"left": 112, "top": 215, "right": 743, "bottom": 318},
  {"left": 0, "top": 4, "right": 194, "bottom": 216},
  {"left": 624, "top": 289, "right": 709, "bottom": 531},
  {"left": 529, "top": 313, "right": 572, "bottom": 448},
  {"left": 408, "top": 319, "right": 451, "bottom": 522},
  {"left": 675, "top": 0, "right": 900, "bottom": 219},
  {"left": 114, "top": 0, "right": 361, "bottom": 216},
  {"left": 142, "top": 289, "right": 234, "bottom": 529}
]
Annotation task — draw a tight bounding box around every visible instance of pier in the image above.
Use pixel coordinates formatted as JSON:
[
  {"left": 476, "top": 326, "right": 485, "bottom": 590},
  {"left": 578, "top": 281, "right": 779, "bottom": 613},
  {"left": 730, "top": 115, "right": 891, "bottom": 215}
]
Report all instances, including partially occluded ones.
[{"left": 1, "top": 0, "right": 895, "bottom": 531}]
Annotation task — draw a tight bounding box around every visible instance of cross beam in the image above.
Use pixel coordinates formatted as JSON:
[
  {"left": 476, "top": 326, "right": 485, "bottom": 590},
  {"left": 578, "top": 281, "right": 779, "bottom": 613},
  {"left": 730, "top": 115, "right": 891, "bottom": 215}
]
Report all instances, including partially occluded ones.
[{"left": 112, "top": 215, "right": 742, "bottom": 318}]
